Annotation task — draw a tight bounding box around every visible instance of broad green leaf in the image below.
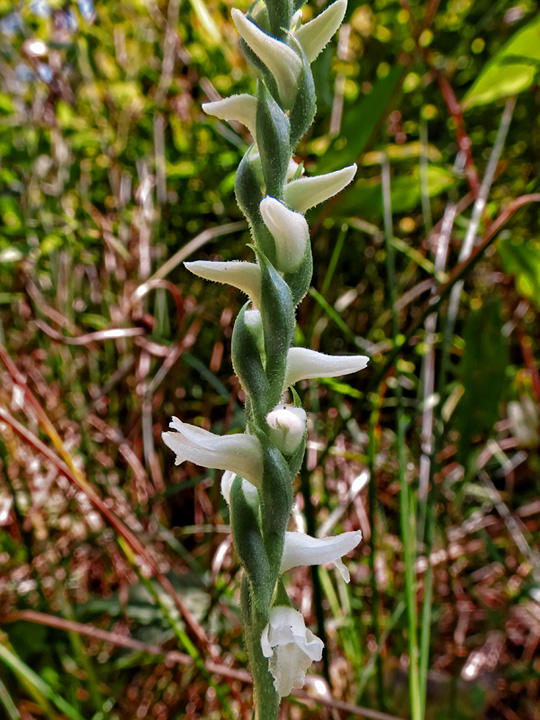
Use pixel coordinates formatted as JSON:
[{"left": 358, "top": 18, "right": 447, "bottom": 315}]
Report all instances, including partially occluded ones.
[
  {"left": 463, "top": 13, "right": 540, "bottom": 109},
  {"left": 455, "top": 300, "right": 508, "bottom": 463},
  {"left": 498, "top": 236, "right": 540, "bottom": 310}
]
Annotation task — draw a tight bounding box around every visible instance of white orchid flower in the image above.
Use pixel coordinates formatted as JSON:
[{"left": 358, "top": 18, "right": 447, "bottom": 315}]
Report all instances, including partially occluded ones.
[
  {"left": 285, "top": 164, "right": 357, "bottom": 214},
  {"left": 162, "top": 417, "right": 263, "bottom": 488},
  {"left": 266, "top": 404, "right": 307, "bottom": 455},
  {"left": 220, "top": 469, "right": 259, "bottom": 510},
  {"left": 294, "top": 0, "right": 347, "bottom": 63},
  {"left": 261, "top": 606, "right": 324, "bottom": 698},
  {"left": 185, "top": 260, "right": 262, "bottom": 308},
  {"left": 259, "top": 196, "right": 309, "bottom": 272},
  {"left": 231, "top": 8, "right": 302, "bottom": 109},
  {"left": 202, "top": 94, "right": 258, "bottom": 139},
  {"left": 281, "top": 529, "right": 362, "bottom": 582},
  {"left": 285, "top": 347, "right": 369, "bottom": 385}
]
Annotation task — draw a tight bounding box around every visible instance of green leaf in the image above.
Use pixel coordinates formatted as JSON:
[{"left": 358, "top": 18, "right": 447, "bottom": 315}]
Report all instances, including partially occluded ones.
[
  {"left": 0, "top": 643, "right": 84, "bottom": 720},
  {"left": 498, "top": 236, "right": 540, "bottom": 310},
  {"left": 455, "top": 299, "right": 508, "bottom": 463},
  {"left": 288, "top": 42, "right": 317, "bottom": 148},
  {"left": 257, "top": 250, "right": 295, "bottom": 405},
  {"left": 232, "top": 303, "right": 269, "bottom": 419},
  {"left": 0, "top": 196, "right": 23, "bottom": 233},
  {"left": 256, "top": 81, "right": 291, "bottom": 198},
  {"left": 257, "top": 431, "right": 293, "bottom": 576},
  {"left": 463, "top": 13, "right": 540, "bottom": 109},
  {"left": 230, "top": 475, "right": 272, "bottom": 610}
]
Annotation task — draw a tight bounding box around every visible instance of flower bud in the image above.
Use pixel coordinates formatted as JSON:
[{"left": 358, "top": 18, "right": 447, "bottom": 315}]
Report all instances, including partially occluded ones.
[
  {"left": 259, "top": 196, "right": 309, "bottom": 272},
  {"left": 285, "top": 164, "right": 357, "bottom": 214},
  {"left": 285, "top": 347, "right": 369, "bottom": 385},
  {"left": 221, "top": 470, "right": 259, "bottom": 510},
  {"left": 185, "top": 260, "right": 262, "bottom": 309},
  {"left": 202, "top": 94, "right": 258, "bottom": 139},
  {"left": 231, "top": 8, "right": 302, "bottom": 109},
  {"left": 266, "top": 404, "right": 306, "bottom": 455},
  {"left": 295, "top": 0, "right": 347, "bottom": 63}
]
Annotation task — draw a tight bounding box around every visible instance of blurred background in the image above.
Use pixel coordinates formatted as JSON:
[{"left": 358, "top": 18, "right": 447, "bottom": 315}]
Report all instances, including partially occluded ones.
[{"left": 0, "top": 0, "right": 539, "bottom": 718}]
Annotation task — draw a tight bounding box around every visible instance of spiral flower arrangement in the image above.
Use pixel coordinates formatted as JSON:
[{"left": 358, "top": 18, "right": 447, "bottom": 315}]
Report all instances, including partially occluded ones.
[{"left": 163, "top": 0, "right": 368, "bottom": 715}]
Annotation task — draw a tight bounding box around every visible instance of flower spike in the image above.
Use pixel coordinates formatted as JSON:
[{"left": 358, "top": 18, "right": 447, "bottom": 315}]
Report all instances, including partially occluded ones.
[
  {"left": 260, "top": 196, "right": 309, "bottom": 272},
  {"left": 285, "top": 164, "right": 357, "bottom": 214},
  {"left": 162, "top": 417, "right": 263, "bottom": 488},
  {"left": 294, "top": 0, "right": 347, "bottom": 63},
  {"left": 202, "top": 94, "right": 258, "bottom": 139},
  {"left": 281, "top": 530, "right": 362, "bottom": 581},
  {"left": 231, "top": 8, "right": 302, "bottom": 108},
  {"left": 285, "top": 347, "right": 369, "bottom": 385},
  {"left": 261, "top": 607, "right": 324, "bottom": 698},
  {"left": 185, "top": 260, "right": 262, "bottom": 308}
]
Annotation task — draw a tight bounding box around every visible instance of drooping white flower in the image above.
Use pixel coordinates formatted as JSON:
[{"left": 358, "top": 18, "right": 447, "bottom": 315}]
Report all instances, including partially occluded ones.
[
  {"left": 281, "top": 530, "right": 362, "bottom": 582},
  {"left": 259, "top": 196, "right": 309, "bottom": 272},
  {"left": 220, "top": 469, "right": 259, "bottom": 509},
  {"left": 162, "top": 417, "right": 263, "bottom": 488},
  {"left": 266, "top": 405, "right": 307, "bottom": 455},
  {"left": 231, "top": 8, "right": 302, "bottom": 109},
  {"left": 285, "top": 347, "right": 369, "bottom": 386},
  {"left": 294, "top": 0, "right": 347, "bottom": 63},
  {"left": 285, "top": 164, "right": 357, "bottom": 214},
  {"left": 185, "top": 260, "right": 262, "bottom": 308},
  {"left": 261, "top": 606, "right": 324, "bottom": 698},
  {"left": 202, "top": 94, "right": 258, "bottom": 139}
]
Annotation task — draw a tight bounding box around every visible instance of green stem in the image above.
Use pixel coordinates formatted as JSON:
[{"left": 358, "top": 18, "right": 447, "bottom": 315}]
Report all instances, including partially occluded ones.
[
  {"left": 367, "top": 405, "right": 385, "bottom": 709},
  {"left": 381, "top": 155, "right": 421, "bottom": 720},
  {"left": 242, "top": 579, "right": 279, "bottom": 720}
]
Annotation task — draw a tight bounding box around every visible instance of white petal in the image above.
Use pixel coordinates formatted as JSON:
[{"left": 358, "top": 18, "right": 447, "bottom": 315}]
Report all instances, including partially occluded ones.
[
  {"left": 202, "top": 94, "right": 258, "bottom": 139},
  {"left": 232, "top": 9, "right": 302, "bottom": 108},
  {"left": 185, "top": 260, "right": 262, "bottom": 308},
  {"left": 286, "top": 158, "right": 304, "bottom": 181},
  {"left": 162, "top": 417, "right": 262, "bottom": 487},
  {"left": 261, "top": 607, "right": 324, "bottom": 697},
  {"left": 285, "top": 347, "right": 369, "bottom": 385},
  {"left": 220, "top": 470, "right": 259, "bottom": 509},
  {"left": 294, "top": 0, "right": 347, "bottom": 63},
  {"left": 260, "top": 196, "right": 309, "bottom": 272},
  {"left": 280, "top": 530, "right": 362, "bottom": 580},
  {"left": 266, "top": 405, "right": 307, "bottom": 455},
  {"left": 285, "top": 164, "right": 357, "bottom": 214}
]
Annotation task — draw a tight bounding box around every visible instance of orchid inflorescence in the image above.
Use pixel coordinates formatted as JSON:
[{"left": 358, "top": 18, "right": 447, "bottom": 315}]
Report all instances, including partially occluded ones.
[{"left": 163, "top": 0, "right": 368, "bottom": 715}]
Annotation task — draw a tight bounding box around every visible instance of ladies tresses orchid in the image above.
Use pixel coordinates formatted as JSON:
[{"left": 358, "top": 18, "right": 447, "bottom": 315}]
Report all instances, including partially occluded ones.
[
  {"left": 280, "top": 530, "right": 362, "bottom": 582},
  {"left": 202, "top": 94, "right": 258, "bottom": 139},
  {"left": 294, "top": 0, "right": 347, "bottom": 63},
  {"left": 221, "top": 469, "right": 259, "bottom": 509},
  {"left": 284, "top": 164, "right": 357, "bottom": 214},
  {"left": 266, "top": 404, "right": 306, "bottom": 455},
  {"left": 162, "top": 418, "right": 263, "bottom": 488},
  {"left": 185, "top": 259, "right": 262, "bottom": 309},
  {"left": 231, "top": 8, "right": 302, "bottom": 109},
  {"left": 165, "top": 0, "right": 364, "bottom": 713},
  {"left": 285, "top": 346, "right": 369, "bottom": 385},
  {"left": 259, "top": 196, "right": 309, "bottom": 272},
  {"left": 261, "top": 607, "right": 324, "bottom": 698}
]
